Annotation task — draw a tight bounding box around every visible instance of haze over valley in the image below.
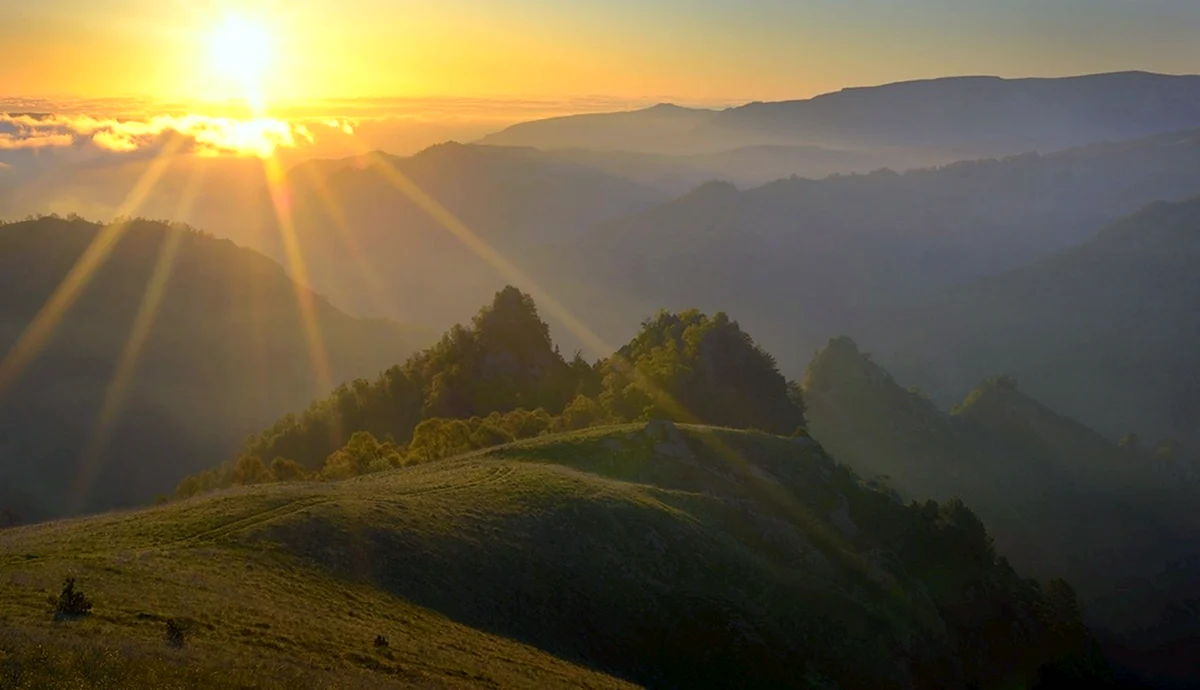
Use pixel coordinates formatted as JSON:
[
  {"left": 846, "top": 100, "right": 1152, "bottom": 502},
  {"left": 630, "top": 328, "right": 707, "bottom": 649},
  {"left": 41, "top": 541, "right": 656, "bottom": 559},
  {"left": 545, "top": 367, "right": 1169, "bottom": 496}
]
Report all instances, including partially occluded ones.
[{"left": 3, "top": 1, "right": 1200, "bottom": 687}]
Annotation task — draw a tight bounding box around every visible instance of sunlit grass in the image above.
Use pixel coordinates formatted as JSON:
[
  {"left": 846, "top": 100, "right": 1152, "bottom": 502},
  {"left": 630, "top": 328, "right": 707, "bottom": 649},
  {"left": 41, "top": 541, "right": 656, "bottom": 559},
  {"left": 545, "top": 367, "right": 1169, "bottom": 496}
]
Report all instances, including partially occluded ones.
[{"left": 0, "top": 424, "right": 933, "bottom": 688}]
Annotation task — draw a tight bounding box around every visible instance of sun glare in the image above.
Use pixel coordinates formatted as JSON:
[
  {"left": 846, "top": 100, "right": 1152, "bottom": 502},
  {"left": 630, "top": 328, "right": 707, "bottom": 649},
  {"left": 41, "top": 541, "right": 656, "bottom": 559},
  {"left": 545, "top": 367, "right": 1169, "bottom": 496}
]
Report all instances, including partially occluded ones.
[{"left": 208, "top": 16, "right": 273, "bottom": 106}]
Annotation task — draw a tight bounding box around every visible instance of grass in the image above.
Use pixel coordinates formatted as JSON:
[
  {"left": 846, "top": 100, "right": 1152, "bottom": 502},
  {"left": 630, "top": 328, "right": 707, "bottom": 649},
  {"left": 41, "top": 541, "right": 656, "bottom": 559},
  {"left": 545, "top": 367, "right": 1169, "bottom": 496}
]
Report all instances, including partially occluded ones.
[{"left": 1, "top": 423, "right": 960, "bottom": 688}]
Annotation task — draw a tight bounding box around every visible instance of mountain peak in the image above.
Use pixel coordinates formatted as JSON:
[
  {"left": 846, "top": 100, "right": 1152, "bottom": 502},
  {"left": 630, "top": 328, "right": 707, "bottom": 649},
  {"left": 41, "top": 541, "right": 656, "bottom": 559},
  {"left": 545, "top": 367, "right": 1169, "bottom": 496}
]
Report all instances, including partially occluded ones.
[
  {"left": 1095, "top": 196, "right": 1200, "bottom": 249},
  {"left": 803, "top": 336, "right": 892, "bottom": 396}
]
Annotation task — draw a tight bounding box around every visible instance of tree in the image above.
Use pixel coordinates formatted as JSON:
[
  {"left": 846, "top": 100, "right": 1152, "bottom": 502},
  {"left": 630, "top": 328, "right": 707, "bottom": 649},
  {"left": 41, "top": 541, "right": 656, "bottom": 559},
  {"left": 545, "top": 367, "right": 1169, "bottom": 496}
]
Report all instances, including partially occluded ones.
[
  {"left": 270, "top": 457, "right": 308, "bottom": 481},
  {"left": 407, "top": 419, "right": 474, "bottom": 464},
  {"left": 54, "top": 578, "right": 93, "bottom": 618},
  {"left": 556, "top": 395, "right": 607, "bottom": 431},
  {"left": 321, "top": 431, "right": 403, "bottom": 479},
  {"left": 231, "top": 454, "right": 271, "bottom": 485},
  {"left": 598, "top": 310, "right": 805, "bottom": 433}
]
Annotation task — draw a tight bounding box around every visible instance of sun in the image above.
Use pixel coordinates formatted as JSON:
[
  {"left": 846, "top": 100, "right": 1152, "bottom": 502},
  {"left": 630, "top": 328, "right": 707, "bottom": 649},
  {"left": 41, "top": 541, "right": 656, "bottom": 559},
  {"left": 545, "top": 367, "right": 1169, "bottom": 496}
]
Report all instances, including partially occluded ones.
[{"left": 208, "top": 16, "right": 273, "bottom": 100}]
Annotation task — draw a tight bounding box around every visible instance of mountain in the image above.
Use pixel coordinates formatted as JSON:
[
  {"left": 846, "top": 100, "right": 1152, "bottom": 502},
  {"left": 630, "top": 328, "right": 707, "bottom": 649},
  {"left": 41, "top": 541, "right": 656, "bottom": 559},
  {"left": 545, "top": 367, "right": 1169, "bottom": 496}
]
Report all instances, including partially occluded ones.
[
  {"left": 547, "top": 145, "right": 956, "bottom": 194},
  {"left": 226, "top": 143, "right": 662, "bottom": 345},
  {"left": 175, "top": 290, "right": 805, "bottom": 494},
  {"left": 803, "top": 338, "right": 1200, "bottom": 685},
  {"left": 866, "top": 196, "right": 1200, "bottom": 445},
  {"left": 1, "top": 424, "right": 1113, "bottom": 688},
  {"left": 479, "top": 103, "right": 719, "bottom": 154},
  {"left": 482, "top": 72, "right": 1200, "bottom": 157},
  {"left": 0, "top": 216, "right": 424, "bottom": 521},
  {"left": 2, "top": 143, "right": 663, "bottom": 351},
  {"left": 570, "top": 127, "right": 1200, "bottom": 370}
]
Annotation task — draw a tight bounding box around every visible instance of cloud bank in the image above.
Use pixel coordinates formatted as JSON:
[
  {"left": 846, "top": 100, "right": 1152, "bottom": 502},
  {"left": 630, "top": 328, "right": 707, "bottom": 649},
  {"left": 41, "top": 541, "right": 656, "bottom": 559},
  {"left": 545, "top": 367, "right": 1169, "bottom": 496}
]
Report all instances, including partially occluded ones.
[{"left": 0, "top": 113, "right": 329, "bottom": 157}]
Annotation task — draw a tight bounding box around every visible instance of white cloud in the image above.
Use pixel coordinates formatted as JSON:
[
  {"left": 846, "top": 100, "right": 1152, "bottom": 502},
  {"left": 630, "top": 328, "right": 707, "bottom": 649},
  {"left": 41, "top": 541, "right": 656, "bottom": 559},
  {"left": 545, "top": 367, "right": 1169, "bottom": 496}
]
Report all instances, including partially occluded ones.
[{"left": 0, "top": 113, "right": 311, "bottom": 157}]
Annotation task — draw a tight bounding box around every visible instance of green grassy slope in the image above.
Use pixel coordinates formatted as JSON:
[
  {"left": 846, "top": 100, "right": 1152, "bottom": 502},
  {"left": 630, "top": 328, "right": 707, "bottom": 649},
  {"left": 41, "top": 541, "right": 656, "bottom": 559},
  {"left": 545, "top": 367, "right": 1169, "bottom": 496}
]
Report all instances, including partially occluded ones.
[
  {"left": 0, "top": 479, "right": 633, "bottom": 689},
  {"left": 2, "top": 424, "right": 1102, "bottom": 688}
]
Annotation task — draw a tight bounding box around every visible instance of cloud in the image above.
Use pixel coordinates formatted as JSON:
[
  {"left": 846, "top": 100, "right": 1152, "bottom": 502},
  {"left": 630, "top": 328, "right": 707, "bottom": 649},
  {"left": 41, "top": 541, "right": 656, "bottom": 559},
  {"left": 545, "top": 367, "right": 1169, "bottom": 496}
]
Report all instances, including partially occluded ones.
[
  {"left": 325, "top": 119, "right": 356, "bottom": 135},
  {"left": 0, "top": 113, "right": 311, "bottom": 157},
  {"left": 0, "top": 132, "right": 76, "bottom": 150}
]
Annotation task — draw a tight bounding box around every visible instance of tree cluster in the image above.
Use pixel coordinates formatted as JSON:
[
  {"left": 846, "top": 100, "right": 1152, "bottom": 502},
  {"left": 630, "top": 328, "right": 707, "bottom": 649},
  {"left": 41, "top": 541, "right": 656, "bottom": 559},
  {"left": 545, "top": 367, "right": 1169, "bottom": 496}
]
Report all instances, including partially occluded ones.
[{"left": 176, "top": 289, "right": 805, "bottom": 497}]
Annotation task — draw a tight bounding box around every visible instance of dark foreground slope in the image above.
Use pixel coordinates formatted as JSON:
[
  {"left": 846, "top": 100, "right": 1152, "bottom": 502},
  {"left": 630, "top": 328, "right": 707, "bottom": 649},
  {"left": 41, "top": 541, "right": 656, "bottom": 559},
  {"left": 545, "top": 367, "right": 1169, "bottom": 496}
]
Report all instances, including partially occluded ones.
[
  {"left": 1, "top": 425, "right": 1110, "bottom": 689},
  {"left": 0, "top": 217, "right": 424, "bottom": 520}
]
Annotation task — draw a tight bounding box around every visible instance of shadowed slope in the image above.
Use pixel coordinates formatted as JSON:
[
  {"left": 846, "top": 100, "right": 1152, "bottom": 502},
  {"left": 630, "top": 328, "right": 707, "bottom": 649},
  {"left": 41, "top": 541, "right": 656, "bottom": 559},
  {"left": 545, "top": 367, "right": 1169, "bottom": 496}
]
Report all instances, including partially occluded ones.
[
  {"left": 804, "top": 338, "right": 1200, "bottom": 685},
  {"left": 868, "top": 195, "right": 1200, "bottom": 445},
  {"left": 0, "top": 217, "right": 425, "bottom": 520},
  {"left": 4, "top": 424, "right": 1112, "bottom": 689}
]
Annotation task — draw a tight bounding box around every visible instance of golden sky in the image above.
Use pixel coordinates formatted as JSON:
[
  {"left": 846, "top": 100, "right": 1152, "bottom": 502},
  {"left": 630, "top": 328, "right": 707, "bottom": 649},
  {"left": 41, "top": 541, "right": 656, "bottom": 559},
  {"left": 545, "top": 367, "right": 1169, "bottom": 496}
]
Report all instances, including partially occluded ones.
[{"left": 4, "top": 0, "right": 1199, "bottom": 106}]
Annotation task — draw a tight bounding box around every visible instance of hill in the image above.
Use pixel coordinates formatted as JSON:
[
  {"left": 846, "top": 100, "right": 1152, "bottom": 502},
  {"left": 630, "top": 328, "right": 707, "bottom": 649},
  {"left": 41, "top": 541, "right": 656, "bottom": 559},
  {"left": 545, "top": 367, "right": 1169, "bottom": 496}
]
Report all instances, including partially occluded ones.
[
  {"left": 1, "top": 424, "right": 1111, "bottom": 688},
  {"left": 568, "top": 127, "right": 1200, "bottom": 369},
  {"left": 478, "top": 103, "right": 719, "bottom": 154},
  {"left": 865, "top": 195, "right": 1200, "bottom": 445},
  {"left": 192, "top": 143, "right": 663, "bottom": 355},
  {"left": 803, "top": 338, "right": 1200, "bottom": 684},
  {"left": 3, "top": 144, "right": 662, "bottom": 353},
  {"left": 481, "top": 72, "right": 1200, "bottom": 156},
  {"left": 0, "top": 216, "right": 424, "bottom": 521},
  {"left": 175, "top": 290, "right": 806, "bottom": 494},
  {"left": 546, "top": 145, "right": 955, "bottom": 194}
]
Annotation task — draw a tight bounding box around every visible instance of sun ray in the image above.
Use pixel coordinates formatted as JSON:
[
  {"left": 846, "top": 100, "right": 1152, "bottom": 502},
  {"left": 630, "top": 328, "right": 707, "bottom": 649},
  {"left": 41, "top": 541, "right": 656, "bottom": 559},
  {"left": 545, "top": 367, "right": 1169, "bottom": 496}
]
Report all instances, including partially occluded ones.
[
  {"left": 351, "top": 151, "right": 914, "bottom": 608},
  {"left": 0, "top": 137, "right": 183, "bottom": 401},
  {"left": 296, "top": 160, "right": 396, "bottom": 317},
  {"left": 261, "top": 154, "right": 334, "bottom": 395},
  {"left": 67, "top": 161, "right": 207, "bottom": 513}
]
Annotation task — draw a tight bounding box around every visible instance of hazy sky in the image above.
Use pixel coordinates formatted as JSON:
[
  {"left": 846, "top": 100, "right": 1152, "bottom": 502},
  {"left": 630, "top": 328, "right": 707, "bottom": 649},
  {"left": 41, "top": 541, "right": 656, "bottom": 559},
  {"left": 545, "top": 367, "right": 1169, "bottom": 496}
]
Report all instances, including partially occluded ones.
[{"left": 2, "top": 0, "right": 1198, "bottom": 104}]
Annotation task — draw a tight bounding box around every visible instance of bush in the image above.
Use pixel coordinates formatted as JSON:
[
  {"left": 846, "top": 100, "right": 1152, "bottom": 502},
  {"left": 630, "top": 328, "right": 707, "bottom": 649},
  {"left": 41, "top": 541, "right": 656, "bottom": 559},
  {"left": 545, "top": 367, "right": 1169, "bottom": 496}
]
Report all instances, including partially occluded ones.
[
  {"left": 165, "top": 619, "right": 185, "bottom": 648},
  {"left": 54, "top": 578, "right": 93, "bottom": 619},
  {"left": 373, "top": 635, "right": 389, "bottom": 648}
]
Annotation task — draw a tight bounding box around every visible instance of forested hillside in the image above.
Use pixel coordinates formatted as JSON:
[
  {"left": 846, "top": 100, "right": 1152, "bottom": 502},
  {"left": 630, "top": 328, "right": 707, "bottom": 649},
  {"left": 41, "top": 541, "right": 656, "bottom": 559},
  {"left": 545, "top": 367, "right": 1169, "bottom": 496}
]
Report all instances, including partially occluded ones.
[
  {"left": 0, "top": 216, "right": 423, "bottom": 521},
  {"left": 804, "top": 337, "right": 1200, "bottom": 685},
  {"left": 177, "top": 287, "right": 805, "bottom": 494}
]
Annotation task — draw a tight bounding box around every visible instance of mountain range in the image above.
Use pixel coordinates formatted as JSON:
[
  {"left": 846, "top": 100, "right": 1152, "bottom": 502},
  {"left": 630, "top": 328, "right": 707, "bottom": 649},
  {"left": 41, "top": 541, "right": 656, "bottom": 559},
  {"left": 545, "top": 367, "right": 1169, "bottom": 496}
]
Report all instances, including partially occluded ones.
[
  {"left": 5, "top": 68, "right": 1200, "bottom": 687},
  {"left": 482, "top": 72, "right": 1200, "bottom": 156},
  {"left": 863, "top": 195, "right": 1200, "bottom": 445}
]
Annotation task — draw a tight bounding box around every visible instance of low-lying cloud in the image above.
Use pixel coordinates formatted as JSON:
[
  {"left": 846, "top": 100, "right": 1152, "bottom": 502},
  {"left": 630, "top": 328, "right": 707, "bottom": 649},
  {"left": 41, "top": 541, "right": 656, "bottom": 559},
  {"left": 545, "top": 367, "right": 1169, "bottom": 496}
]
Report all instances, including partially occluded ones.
[{"left": 0, "top": 113, "right": 333, "bottom": 157}]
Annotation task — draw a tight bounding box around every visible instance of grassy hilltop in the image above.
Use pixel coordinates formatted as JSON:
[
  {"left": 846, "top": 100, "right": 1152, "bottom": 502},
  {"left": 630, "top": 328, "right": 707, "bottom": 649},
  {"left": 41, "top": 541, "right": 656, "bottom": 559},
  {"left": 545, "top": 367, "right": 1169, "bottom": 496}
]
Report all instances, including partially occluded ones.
[{"left": 1, "top": 423, "right": 1106, "bottom": 689}]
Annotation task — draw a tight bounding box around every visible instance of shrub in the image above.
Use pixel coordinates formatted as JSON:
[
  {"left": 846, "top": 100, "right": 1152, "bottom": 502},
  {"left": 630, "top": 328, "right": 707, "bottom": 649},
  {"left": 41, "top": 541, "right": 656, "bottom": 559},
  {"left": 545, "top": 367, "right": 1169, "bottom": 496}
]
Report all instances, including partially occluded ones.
[
  {"left": 373, "top": 635, "right": 389, "bottom": 648},
  {"left": 165, "top": 619, "right": 185, "bottom": 648},
  {"left": 54, "top": 578, "right": 93, "bottom": 619}
]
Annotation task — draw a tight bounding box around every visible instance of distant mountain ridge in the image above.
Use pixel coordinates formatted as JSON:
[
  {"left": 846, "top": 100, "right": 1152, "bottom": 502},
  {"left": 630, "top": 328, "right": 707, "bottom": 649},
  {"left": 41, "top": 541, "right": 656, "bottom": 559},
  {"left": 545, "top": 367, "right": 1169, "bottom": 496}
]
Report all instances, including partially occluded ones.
[
  {"left": 482, "top": 71, "right": 1200, "bottom": 156},
  {"left": 569, "top": 125, "right": 1200, "bottom": 372},
  {"left": 865, "top": 195, "right": 1200, "bottom": 445},
  {"left": 226, "top": 142, "right": 662, "bottom": 341}
]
